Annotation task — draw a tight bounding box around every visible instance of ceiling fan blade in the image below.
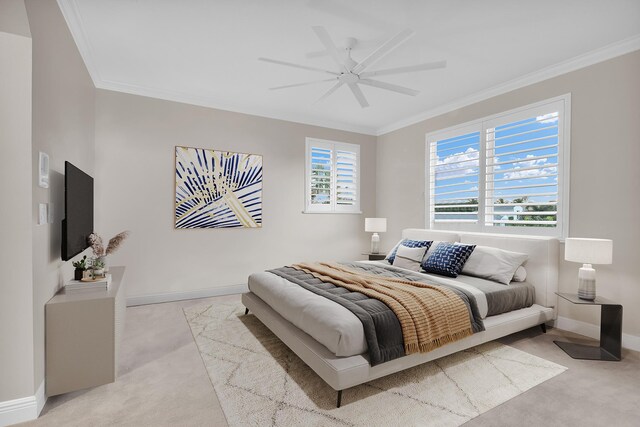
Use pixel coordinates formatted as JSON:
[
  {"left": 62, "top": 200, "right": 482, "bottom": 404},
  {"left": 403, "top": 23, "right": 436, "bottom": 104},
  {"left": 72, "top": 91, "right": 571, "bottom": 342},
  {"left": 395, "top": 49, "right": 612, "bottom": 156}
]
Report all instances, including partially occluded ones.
[
  {"left": 360, "top": 60, "right": 447, "bottom": 78},
  {"left": 359, "top": 79, "right": 419, "bottom": 96},
  {"left": 315, "top": 81, "right": 344, "bottom": 103},
  {"left": 311, "top": 26, "right": 348, "bottom": 70},
  {"left": 348, "top": 83, "right": 369, "bottom": 108},
  {"left": 270, "top": 78, "right": 337, "bottom": 90},
  {"left": 351, "top": 29, "right": 414, "bottom": 75},
  {"left": 305, "top": 39, "right": 383, "bottom": 59},
  {"left": 258, "top": 57, "right": 339, "bottom": 75}
]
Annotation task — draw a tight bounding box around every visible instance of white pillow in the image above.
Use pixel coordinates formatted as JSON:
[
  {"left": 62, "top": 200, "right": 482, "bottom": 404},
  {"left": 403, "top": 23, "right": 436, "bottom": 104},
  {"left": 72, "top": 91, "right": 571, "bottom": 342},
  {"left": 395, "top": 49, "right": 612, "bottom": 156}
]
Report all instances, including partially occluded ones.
[
  {"left": 512, "top": 265, "right": 527, "bottom": 282},
  {"left": 392, "top": 245, "right": 429, "bottom": 272},
  {"left": 460, "top": 245, "right": 528, "bottom": 285}
]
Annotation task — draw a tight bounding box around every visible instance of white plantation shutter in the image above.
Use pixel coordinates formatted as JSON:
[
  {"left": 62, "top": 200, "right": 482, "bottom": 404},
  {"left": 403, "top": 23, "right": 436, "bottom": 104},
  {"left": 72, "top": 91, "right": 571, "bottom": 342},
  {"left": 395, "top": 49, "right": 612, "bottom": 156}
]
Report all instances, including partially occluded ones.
[
  {"left": 485, "top": 107, "right": 561, "bottom": 229},
  {"left": 426, "top": 96, "right": 570, "bottom": 237},
  {"left": 309, "top": 144, "right": 332, "bottom": 209},
  {"left": 335, "top": 149, "right": 358, "bottom": 209},
  {"left": 305, "top": 138, "right": 360, "bottom": 213},
  {"left": 428, "top": 126, "right": 481, "bottom": 227}
]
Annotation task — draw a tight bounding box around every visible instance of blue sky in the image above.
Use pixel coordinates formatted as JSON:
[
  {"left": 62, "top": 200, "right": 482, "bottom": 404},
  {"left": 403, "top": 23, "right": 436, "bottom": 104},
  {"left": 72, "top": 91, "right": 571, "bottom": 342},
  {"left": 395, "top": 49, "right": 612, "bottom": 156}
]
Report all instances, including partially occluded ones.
[{"left": 433, "top": 113, "right": 559, "bottom": 221}]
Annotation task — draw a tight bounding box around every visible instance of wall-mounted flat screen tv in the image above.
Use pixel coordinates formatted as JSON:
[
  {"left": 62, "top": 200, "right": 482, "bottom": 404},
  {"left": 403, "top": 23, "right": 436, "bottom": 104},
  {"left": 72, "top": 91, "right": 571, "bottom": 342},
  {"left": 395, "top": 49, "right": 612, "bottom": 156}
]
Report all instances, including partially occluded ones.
[{"left": 61, "top": 161, "right": 94, "bottom": 261}]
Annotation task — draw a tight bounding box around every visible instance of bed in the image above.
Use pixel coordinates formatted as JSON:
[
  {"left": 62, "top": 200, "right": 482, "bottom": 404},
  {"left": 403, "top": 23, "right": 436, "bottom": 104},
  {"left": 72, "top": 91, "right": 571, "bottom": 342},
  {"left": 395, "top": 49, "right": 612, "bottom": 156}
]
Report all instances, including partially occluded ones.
[{"left": 241, "top": 229, "right": 559, "bottom": 407}]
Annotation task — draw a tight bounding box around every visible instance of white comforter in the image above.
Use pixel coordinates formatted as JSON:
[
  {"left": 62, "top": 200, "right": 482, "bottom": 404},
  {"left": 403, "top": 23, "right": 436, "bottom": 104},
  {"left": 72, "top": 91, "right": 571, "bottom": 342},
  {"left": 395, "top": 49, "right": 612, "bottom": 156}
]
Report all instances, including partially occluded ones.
[{"left": 248, "top": 262, "right": 490, "bottom": 357}]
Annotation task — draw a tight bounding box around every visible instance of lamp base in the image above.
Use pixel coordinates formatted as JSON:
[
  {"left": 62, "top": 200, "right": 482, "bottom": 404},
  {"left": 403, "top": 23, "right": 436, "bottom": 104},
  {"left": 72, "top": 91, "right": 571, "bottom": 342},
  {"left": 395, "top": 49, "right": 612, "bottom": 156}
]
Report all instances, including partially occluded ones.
[
  {"left": 577, "top": 264, "right": 596, "bottom": 300},
  {"left": 370, "top": 233, "right": 380, "bottom": 254}
]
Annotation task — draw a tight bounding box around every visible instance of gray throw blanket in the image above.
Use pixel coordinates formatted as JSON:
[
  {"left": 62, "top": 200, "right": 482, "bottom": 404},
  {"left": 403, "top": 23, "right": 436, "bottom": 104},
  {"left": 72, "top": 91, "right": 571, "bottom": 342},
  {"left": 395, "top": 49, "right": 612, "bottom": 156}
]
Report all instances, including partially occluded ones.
[{"left": 269, "top": 262, "right": 484, "bottom": 366}]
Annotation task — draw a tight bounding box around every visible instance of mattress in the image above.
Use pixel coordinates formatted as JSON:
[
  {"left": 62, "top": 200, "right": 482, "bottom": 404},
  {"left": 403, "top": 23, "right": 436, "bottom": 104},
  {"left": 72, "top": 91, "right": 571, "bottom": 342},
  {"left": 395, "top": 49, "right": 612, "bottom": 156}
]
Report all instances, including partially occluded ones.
[{"left": 247, "top": 263, "right": 535, "bottom": 358}]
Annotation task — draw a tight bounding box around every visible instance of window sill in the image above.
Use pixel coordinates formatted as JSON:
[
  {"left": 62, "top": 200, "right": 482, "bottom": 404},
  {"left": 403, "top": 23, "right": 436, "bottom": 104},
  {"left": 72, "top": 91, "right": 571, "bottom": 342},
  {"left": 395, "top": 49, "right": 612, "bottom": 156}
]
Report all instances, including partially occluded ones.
[{"left": 302, "top": 210, "right": 363, "bottom": 215}]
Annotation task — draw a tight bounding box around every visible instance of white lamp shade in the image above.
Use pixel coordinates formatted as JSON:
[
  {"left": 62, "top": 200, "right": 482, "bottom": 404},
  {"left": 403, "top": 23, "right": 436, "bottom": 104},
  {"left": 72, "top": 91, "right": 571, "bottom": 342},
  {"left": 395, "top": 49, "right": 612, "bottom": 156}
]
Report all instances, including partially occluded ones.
[
  {"left": 565, "top": 238, "right": 613, "bottom": 265},
  {"left": 365, "top": 218, "right": 387, "bottom": 233}
]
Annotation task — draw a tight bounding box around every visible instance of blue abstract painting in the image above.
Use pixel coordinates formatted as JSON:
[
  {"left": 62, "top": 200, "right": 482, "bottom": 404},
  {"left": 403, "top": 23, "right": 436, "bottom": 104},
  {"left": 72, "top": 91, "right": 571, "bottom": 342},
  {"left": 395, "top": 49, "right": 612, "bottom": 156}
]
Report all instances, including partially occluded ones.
[{"left": 175, "top": 146, "right": 262, "bottom": 229}]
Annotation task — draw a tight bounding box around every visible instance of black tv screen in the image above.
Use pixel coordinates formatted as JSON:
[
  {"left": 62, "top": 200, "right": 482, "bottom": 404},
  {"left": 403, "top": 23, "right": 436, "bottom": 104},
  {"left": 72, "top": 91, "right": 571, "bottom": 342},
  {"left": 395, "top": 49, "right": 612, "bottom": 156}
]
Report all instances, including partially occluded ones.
[{"left": 62, "top": 161, "right": 94, "bottom": 261}]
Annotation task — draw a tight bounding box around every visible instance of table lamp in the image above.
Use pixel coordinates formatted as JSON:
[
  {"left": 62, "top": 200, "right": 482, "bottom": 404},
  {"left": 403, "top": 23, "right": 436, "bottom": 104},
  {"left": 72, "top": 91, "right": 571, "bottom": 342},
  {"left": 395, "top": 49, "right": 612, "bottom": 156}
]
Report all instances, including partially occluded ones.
[
  {"left": 365, "top": 218, "right": 387, "bottom": 254},
  {"left": 565, "top": 238, "right": 613, "bottom": 300}
]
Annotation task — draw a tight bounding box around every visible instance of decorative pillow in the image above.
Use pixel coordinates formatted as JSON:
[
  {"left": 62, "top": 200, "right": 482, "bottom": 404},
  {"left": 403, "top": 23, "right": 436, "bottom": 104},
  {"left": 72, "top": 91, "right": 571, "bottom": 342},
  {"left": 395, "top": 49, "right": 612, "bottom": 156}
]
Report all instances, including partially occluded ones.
[
  {"left": 392, "top": 245, "right": 429, "bottom": 272},
  {"left": 385, "top": 239, "right": 432, "bottom": 264},
  {"left": 512, "top": 265, "right": 527, "bottom": 282},
  {"left": 421, "top": 242, "right": 476, "bottom": 278},
  {"left": 424, "top": 240, "right": 448, "bottom": 259},
  {"left": 460, "top": 245, "right": 528, "bottom": 285}
]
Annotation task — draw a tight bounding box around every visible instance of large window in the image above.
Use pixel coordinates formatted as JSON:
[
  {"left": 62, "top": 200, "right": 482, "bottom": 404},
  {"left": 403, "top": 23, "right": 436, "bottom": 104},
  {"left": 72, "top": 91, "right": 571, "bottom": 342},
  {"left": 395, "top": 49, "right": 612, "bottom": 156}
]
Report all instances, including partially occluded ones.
[
  {"left": 305, "top": 138, "right": 360, "bottom": 213},
  {"left": 426, "top": 95, "right": 570, "bottom": 237}
]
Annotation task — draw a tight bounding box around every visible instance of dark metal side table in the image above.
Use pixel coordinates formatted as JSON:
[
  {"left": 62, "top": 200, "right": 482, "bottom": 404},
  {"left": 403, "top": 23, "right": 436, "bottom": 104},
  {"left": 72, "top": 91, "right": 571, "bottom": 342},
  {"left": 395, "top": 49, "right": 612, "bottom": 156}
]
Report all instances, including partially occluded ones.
[{"left": 554, "top": 292, "right": 622, "bottom": 361}]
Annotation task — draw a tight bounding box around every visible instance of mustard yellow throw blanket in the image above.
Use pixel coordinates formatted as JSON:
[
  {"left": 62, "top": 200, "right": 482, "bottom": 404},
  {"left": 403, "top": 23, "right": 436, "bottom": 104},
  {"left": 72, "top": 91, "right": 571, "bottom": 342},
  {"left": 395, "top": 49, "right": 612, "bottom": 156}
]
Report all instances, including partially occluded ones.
[{"left": 293, "top": 262, "right": 474, "bottom": 354}]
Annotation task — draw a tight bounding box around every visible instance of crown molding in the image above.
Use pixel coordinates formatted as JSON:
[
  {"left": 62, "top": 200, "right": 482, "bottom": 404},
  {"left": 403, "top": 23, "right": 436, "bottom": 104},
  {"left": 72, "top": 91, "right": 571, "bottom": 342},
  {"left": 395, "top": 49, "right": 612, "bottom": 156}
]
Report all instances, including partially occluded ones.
[
  {"left": 59, "top": 0, "right": 639, "bottom": 138},
  {"left": 95, "top": 79, "right": 378, "bottom": 136},
  {"left": 57, "top": 0, "right": 102, "bottom": 84},
  {"left": 376, "top": 35, "right": 640, "bottom": 136}
]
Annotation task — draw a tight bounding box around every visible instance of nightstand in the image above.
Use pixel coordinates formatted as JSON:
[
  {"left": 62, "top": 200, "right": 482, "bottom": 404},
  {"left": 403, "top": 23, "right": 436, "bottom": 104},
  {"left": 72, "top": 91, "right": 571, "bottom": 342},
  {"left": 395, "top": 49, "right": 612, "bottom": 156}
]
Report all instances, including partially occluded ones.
[
  {"left": 362, "top": 253, "right": 386, "bottom": 261},
  {"left": 554, "top": 292, "right": 622, "bottom": 361}
]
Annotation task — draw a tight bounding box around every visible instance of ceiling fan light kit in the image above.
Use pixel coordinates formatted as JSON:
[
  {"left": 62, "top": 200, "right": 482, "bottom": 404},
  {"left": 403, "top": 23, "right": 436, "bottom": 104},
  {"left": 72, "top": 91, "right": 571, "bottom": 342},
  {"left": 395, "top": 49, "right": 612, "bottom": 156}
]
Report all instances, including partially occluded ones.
[{"left": 259, "top": 26, "right": 446, "bottom": 108}]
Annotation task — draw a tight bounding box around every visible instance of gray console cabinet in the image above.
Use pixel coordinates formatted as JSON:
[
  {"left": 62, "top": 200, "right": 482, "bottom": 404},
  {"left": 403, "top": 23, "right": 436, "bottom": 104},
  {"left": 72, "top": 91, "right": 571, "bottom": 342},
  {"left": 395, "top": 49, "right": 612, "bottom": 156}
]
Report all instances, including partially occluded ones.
[{"left": 45, "top": 266, "right": 126, "bottom": 396}]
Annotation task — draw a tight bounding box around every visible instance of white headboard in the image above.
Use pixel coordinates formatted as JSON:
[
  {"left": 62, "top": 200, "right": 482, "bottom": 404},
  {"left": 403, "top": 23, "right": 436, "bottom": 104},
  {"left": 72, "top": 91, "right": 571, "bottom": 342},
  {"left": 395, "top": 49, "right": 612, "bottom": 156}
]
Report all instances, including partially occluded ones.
[{"left": 402, "top": 229, "right": 559, "bottom": 309}]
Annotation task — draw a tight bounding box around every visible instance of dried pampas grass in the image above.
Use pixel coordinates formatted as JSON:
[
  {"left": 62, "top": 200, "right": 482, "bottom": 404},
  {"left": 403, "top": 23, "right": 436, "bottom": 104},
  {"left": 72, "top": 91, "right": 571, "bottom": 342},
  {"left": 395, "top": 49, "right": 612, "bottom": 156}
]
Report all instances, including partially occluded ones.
[
  {"left": 88, "top": 231, "right": 130, "bottom": 257},
  {"left": 106, "top": 231, "right": 130, "bottom": 255},
  {"left": 88, "top": 233, "right": 105, "bottom": 257}
]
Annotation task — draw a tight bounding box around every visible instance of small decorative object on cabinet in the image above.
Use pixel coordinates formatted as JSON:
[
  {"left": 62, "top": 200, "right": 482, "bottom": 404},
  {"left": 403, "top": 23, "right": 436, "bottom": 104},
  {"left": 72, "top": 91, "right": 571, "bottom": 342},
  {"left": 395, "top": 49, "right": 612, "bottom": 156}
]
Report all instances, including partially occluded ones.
[
  {"left": 46, "top": 267, "right": 126, "bottom": 396},
  {"left": 365, "top": 218, "right": 387, "bottom": 254},
  {"left": 564, "top": 238, "right": 613, "bottom": 300},
  {"left": 72, "top": 255, "right": 88, "bottom": 280},
  {"left": 88, "top": 230, "right": 130, "bottom": 272},
  {"left": 91, "top": 257, "right": 105, "bottom": 277},
  {"left": 554, "top": 292, "right": 622, "bottom": 361}
]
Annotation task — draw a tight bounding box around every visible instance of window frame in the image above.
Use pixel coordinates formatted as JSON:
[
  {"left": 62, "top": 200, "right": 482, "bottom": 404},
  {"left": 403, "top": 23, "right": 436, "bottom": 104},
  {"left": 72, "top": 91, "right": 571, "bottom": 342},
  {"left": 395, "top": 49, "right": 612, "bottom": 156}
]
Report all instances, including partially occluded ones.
[
  {"left": 425, "top": 94, "right": 571, "bottom": 238},
  {"left": 304, "top": 137, "right": 361, "bottom": 214}
]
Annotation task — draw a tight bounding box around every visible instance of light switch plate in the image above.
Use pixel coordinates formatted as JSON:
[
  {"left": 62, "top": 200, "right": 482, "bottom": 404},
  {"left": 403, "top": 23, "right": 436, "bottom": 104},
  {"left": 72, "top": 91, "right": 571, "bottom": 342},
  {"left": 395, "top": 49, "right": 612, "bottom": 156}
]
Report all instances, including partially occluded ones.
[
  {"left": 38, "top": 203, "right": 47, "bottom": 225},
  {"left": 48, "top": 203, "right": 54, "bottom": 223},
  {"left": 38, "top": 152, "right": 49, "bottom": 188}
]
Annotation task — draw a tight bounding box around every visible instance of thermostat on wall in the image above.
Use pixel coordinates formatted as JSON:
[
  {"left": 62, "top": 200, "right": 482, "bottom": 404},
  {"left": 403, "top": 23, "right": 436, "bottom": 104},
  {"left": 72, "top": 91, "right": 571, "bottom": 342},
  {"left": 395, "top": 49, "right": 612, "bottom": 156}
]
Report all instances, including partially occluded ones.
[{"left": 39, "top": 152, "right": 49, "bottom": 188}]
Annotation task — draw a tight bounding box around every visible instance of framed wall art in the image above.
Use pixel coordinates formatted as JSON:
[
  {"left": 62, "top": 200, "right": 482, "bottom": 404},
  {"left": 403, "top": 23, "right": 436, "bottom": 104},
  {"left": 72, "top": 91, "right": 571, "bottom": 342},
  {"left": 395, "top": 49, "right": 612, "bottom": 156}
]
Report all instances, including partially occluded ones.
[{"left": 175, "top": 146, "right": 262, "bottom": 229}]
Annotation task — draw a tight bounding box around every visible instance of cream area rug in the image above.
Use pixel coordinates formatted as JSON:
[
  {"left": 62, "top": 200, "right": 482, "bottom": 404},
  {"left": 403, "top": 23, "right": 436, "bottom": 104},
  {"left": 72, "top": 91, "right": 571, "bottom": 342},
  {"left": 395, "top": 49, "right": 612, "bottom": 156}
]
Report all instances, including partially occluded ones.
[{"left": 184, "top": 302, "right": 566, "bottom": 427}]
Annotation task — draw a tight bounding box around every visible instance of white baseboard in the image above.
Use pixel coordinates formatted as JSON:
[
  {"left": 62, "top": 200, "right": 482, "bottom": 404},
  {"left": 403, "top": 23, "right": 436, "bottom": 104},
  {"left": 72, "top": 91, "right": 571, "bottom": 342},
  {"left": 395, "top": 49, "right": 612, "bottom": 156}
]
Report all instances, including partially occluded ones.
[
  {"left": 126, "top": 283, "right": 248, "bottom": 307},
  {"left": 554, "top": 316, "right": 640, "bottom": 352},
  {"left": 35, "top": 380, "right": 46, "bottom": 417},
  {"left": 0, "top": 381, "right": 45, "bottom": 427}
]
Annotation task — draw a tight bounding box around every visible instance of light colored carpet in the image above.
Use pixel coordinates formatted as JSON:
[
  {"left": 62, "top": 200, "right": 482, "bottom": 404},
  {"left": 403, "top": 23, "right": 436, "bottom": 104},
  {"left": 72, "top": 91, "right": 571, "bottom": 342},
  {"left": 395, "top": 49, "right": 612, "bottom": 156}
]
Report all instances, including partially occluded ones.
[{"left": 184, "top": 302, "right": 567, "bottom": 427}]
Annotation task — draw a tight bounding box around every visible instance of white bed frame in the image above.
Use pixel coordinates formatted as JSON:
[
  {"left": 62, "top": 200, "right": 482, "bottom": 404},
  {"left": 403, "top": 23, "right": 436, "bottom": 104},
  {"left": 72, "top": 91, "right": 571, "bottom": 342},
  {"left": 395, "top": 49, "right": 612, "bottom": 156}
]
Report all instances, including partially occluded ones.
[{"left": 241, "top": 229, "right": 559, "bottom": 407}]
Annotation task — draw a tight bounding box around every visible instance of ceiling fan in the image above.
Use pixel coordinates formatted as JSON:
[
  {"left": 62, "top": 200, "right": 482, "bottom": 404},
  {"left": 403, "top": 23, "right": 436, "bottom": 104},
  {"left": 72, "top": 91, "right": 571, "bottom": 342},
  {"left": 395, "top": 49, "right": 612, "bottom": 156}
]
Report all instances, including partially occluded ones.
[{"left": 258, "top": 27, "right": 446, "bottom": 108}]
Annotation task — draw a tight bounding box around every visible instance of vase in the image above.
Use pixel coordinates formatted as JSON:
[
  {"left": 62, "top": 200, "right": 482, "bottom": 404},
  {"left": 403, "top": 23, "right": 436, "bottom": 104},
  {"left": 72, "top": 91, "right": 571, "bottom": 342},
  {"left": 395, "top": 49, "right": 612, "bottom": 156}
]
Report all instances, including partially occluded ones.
[
  {"left": 74, "top": 269, "right": 84, "bottom": 280},
  {"left": 98, "top": 256, "right": 108, "bottom": 272}
]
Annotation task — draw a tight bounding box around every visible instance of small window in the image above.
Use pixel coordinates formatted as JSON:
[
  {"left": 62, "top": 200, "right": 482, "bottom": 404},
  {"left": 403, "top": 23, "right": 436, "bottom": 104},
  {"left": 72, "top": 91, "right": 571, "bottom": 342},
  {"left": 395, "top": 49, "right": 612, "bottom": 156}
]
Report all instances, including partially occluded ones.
[
  {"left": 426, "top": 95, "right": 570, "bottom": 237},
  {"left": 305, "top": 138, "right": 360, "bottom": 213}
]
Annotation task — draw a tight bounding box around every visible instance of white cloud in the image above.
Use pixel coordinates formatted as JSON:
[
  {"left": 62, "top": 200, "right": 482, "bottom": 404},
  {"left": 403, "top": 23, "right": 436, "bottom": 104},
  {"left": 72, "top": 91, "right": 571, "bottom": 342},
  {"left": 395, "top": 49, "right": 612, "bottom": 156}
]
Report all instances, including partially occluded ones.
[
  {"left": 436, "top": 147, "right": 479, "bottom": 178},
  {"left": 502, "top": 155, "right": 557, "bottom": 180}
]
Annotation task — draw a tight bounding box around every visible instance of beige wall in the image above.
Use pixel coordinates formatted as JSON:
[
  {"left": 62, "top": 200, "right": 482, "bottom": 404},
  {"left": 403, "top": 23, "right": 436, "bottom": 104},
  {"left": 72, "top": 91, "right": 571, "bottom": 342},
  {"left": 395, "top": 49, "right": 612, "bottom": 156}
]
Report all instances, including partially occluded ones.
[
  {"left": 377, "top": 51, "right": 640, "bottom": 338},
  {"left": 94, "top": 90, "right": 377, "bottom": 300},
  {"left": 0, "top": 28, "right": 34, "bottom": 401},
  {"left": 0, "top": 0, "right": 30, "bottom": 37},
  {"left": 25, "top": 0, "right": 96, "bottom": 391}
]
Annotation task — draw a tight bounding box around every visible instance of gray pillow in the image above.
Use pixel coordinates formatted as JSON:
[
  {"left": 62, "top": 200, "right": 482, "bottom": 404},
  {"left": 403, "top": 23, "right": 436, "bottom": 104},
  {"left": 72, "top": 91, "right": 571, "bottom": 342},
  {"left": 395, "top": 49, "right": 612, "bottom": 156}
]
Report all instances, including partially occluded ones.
[
  {"left": 460, "top": 245, "right": 528, "bottom": 285},
  {"left": 392, "top": 245, "right": 429, "bottom": 271}
]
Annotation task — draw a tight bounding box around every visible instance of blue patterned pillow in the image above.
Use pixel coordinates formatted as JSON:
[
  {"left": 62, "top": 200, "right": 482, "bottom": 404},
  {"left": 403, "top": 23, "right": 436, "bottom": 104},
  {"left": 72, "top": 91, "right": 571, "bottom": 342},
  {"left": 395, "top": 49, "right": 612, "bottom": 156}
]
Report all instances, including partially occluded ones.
[
  {"left": 386, "top": 239, "right": 432, "bottom": 264},
  {"left": 421, "top": 242, "right": 476, "bottom": 278}
]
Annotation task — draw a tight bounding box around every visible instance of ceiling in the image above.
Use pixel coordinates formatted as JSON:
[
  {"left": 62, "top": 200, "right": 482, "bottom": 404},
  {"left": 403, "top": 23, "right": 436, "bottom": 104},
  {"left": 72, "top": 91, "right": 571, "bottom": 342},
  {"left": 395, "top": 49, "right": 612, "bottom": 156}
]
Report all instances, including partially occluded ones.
[{"left": 58, "top": 0, "right": 640, "bottom": 135}]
